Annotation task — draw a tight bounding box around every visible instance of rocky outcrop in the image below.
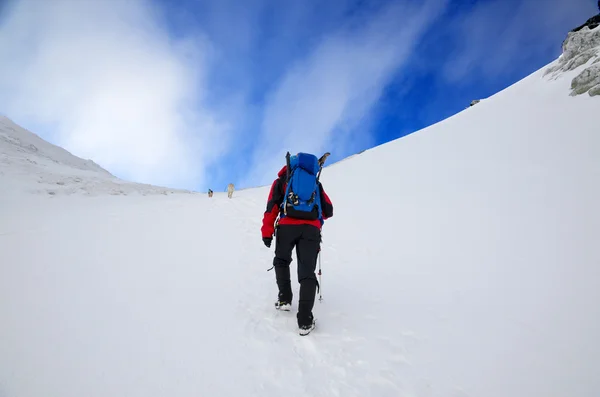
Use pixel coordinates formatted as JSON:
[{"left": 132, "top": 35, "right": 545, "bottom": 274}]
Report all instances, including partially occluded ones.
[
  {"left": 544, "top": 21, "right": 600, "bottom": 97},
  {"left": 570, "top": 14, "right": 600, "bottom": 33},
  {"left": 589, "top": 84, "right": 600, "bottom": 96},
  {"left": 571, "top": 64, "right": 600, "bottom": 95}
]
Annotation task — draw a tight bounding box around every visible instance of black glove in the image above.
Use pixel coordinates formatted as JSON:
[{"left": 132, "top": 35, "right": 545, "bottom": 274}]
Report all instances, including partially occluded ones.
[{"left": 263, "top": 237, "right": 272, "bottom": 248}]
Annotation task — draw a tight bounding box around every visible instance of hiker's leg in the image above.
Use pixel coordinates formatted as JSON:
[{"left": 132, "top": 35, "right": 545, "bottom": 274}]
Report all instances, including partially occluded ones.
[
  {"left": 273, "top": 225, "right": 300, "bottom": 302},
  {"left": 295, "top": 225, "right": 321, "bottom": 326}
]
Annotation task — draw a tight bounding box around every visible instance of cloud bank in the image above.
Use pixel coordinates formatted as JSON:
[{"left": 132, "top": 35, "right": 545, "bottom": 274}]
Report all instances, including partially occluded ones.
[
  {"left": 0, "top": 0, "right": 451, "bottom": 190},
  {"left": 0, "top": 0, "right": 228, "bottom": 189}
]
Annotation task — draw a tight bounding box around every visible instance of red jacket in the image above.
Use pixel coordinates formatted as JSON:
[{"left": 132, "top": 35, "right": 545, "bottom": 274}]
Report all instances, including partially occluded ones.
[{"left": 261, "top": 166, "right": 333, "bottom": 238}]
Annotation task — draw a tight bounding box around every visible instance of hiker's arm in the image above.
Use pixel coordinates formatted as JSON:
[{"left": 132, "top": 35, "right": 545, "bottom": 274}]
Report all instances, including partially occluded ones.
[
  {"left": 261, "top": 178, "right": 283, "bottom": 238},
  {"left": 319, "top": 183, "right": 333, "bottom": 220}
]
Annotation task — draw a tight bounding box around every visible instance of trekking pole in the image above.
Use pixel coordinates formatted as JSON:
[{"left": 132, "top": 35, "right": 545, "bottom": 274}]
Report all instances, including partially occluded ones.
[
  {"left": 267, "top": 218, "right": 279, "bottom": 272},
  {"left": 273, "top": 218, "right": 279, "bottom": 255},
  {"left": 318, "top": 248, "right": 323, "bottom": 302}
]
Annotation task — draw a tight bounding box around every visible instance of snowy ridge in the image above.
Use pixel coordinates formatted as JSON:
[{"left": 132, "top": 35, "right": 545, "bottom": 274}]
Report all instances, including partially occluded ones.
[
  {"left": 0, "top": 116, "right": 190, "bottom": 197},
  {"left": 0, "top": 32, "right": 599, "bottom": 397},
  {"left": 0, "top": 116, "right": 111, "bottom": 175}
]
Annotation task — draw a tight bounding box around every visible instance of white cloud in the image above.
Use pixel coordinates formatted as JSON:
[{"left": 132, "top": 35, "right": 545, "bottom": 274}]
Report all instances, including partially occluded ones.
[
  {"left": 0, "top": 0, "right": 456, "bottom": 190},
  {"left": 243, "top": 0, "right": 448, "bottom": 187},
  {"left": 0, "top": 0, "right": 229, "bottom": 189}
]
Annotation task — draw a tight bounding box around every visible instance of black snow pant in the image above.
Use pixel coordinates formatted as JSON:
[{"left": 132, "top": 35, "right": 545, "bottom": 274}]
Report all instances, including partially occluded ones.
[{"left": 273, "top": 224, "right": 321, "bottom": 327}]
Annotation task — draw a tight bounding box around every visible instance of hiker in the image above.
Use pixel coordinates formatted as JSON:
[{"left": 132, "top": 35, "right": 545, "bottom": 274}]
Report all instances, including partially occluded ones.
[
  {"left": 208, "top": 189, "right": 213, "bottom": 198},
  {"left": 227, "top": 183, "right": 234, "bottom": 198},
  {"left": 261, "top": 152, "right": 333, "bottom": 335}
]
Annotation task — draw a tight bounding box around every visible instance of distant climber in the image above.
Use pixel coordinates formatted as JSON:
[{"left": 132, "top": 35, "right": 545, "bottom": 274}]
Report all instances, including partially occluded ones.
[
  {"left": 208, "top": 189, "right": 213, "bottom": 198},
  {"left": 227, "top": 183, "right": 234, "bottom": 199},
  {"left": 261, "top": 152, "right": 333, "bottom": 336}
]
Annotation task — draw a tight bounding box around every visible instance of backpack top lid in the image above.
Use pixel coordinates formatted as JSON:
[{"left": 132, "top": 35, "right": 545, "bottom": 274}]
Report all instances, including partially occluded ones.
[{"left": 289, "top": 152, "right": 319, "bottom": 176}]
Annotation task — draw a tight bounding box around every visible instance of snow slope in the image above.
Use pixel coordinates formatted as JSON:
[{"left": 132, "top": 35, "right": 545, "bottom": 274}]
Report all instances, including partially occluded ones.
[
  {"left": 0, "top": 116, "right": 189, "bottom": 197},
  {"left": 1, "top": 37, "right": 599, "bottom": 397}
]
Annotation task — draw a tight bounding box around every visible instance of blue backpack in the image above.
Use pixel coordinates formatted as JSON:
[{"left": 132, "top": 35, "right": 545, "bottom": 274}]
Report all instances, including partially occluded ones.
[{"left": 281, "top": 152, "right": 323, "bottom": 221}]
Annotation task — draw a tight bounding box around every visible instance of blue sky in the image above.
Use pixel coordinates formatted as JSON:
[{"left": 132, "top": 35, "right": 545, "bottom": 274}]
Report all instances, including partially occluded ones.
[{"left": 0, "top": 0, "right": 597, "bottom": 191}]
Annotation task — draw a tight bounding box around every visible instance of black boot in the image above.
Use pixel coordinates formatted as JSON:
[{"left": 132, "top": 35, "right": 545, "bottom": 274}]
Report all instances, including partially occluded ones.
[
  {"left": 297, "top": 278, "right": 317, "bottom": 327},
  {"left": 298, "top": 319, "right": 316, "bottom": 336}
]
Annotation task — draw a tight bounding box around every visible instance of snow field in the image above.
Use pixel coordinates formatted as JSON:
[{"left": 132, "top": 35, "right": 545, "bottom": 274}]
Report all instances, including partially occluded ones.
[{"left": 1, "top": 37, "right": 599, "bottom": 397}]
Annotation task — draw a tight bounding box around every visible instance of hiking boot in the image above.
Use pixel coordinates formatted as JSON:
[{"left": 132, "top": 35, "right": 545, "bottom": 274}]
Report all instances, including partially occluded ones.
[
  {"left": 274, "top": 300, "right": 291, "bottom": 311},
  {"left": 299, "top": 319, "right": 316, "bottom": 336}
]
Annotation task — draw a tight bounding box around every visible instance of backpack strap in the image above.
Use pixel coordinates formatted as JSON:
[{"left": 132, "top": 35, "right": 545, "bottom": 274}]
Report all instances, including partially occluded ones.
[
  {"left": 285, "top": 151, "right": 291, "bottom": 182},
  {"left": 282, "top": 152, "right": 292, "bottom": 216}
]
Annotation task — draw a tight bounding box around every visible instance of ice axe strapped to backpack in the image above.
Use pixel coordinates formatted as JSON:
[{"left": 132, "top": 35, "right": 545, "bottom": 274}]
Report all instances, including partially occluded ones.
[{"left": 281, "top": 152, "right": 330, "bottom": 221}]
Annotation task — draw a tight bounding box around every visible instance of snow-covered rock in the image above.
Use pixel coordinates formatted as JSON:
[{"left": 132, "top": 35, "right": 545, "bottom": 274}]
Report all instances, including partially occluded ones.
[
  {"left": 571, "top": 63, "right": 600, "bottom": 95},
  {"left": 544, "top": 22, "right": 600, "bottom": 96},
  {"left": 0, "top": 116, "right": 190, "bottom": 197}
]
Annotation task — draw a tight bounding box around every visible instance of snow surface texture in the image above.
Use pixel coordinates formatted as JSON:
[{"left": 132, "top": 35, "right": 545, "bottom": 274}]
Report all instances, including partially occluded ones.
[
  {"left": 0, "top": 116, "right": 189, "bottom": 197},
  {"left": 545, "top": 24, "right": 600, "bottom": 96},
  {"left": 1, "top": 45, "right": 600, "bottom": 397}
]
